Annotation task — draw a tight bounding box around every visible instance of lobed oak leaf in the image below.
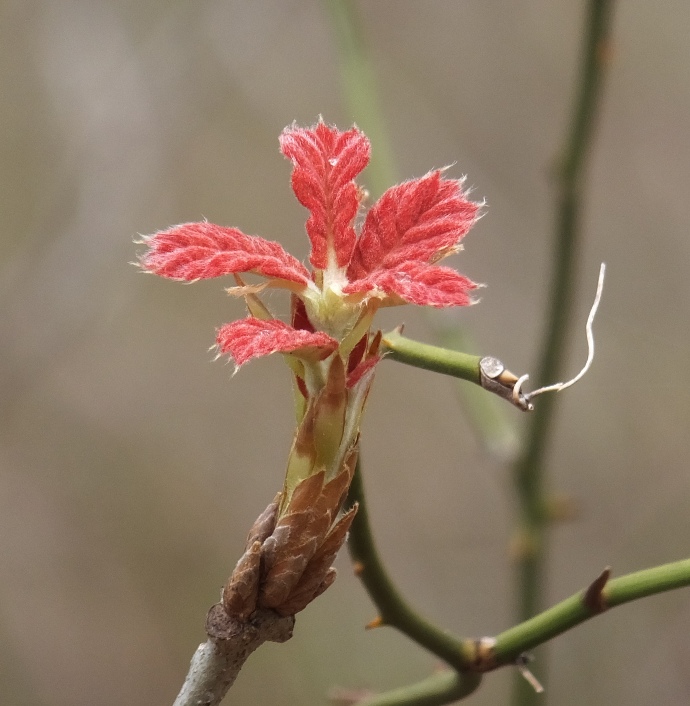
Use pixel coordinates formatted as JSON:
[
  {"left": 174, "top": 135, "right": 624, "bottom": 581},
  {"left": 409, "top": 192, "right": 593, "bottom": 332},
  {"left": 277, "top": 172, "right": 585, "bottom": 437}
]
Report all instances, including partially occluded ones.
[
  {"left": 280, "top": 121, "right": 370, "bottom": 270},
  {"left": 216, "top": 318, "right": 338, "bottom": 368},
  {"left": 140, "top": 221, "right": 310, "bottom": 285},
  {"left": 346, "top": 260, "right": 478, "bottom": 308},
  {"left": 347, "top": 170, "right": 480, "bottom": 280}
]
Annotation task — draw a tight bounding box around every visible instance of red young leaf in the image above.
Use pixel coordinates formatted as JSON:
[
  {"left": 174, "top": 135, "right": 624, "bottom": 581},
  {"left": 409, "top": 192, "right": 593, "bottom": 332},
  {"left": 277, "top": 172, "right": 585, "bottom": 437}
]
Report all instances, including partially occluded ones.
[
  {"left": 345, "top": 261, "right": 477, "bottom": 308},
  {"left": 140, "top": 222, "right": 310, "bottom": 285},
  {"left": 280, "top": 121, "right": 370, "bottom": 271},
  {"left": 347, "top": 356, "right": 381, "bottom": 388},
  {"left": 291, "top": 294, "right": 315, "bottom": 333},
  {"left": 347, "top": 171, "right": 480, "bottom": 281},
  {"left": 216, "top": 318, "right": 338, "bottom": 367}
]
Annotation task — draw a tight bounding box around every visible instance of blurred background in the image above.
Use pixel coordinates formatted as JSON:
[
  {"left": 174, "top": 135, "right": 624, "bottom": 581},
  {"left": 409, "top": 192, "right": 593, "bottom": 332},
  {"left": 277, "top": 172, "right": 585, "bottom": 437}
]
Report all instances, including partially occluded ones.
[{"left": 1, "top": 1, "right": 689, "bottom": 704}]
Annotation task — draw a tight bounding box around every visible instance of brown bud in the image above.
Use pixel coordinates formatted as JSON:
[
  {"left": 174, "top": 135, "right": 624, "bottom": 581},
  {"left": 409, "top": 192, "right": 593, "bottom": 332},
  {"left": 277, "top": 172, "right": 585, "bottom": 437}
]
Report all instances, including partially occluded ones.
[
  {"left": 259, "top": 461, "right": 357, "bottom": 615},
  {"left": 260, "top": 473, "right": 330, "bottom": 607},
  {"left": 276, "top": 567, "right": 338, "bottom": 616},
  {"left": 274, "top": 504, "right": 358, "bottom": 615},
  {"left": 222, "top": 540, "right": 262, "bottom": 620},
  {"left": 220, "top": 451, "right": 358, "bottom": 622},
  {"left": 245, "top": 493, "right": 280, "bottom": 547},
  {"left": 220, "top": 494, "right": 279, "bottom": 621}
]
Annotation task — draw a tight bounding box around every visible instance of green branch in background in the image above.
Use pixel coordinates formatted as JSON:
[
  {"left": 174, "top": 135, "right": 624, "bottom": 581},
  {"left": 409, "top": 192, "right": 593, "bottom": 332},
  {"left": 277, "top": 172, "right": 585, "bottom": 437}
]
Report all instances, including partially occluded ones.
[
  {"left": 510, "top": 3, "right": 615, "bottom": 703},
  {"left": 325, "top": 0, "right": 397, "bottom": 196},
  {"left": 348, "top": 456, "right": 690, "bottom": 705},
  {"left": 357, "top": 671, "right": 482, "bottom": 706},
  {"left": 493, "top": 559, "right": 690, "bottom": 665}
]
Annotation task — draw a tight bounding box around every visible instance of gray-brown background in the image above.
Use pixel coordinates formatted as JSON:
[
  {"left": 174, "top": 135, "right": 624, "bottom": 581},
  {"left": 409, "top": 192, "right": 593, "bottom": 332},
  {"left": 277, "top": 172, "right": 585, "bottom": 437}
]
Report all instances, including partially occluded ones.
[{"left": 1, "top": 2, "right": 689, "bottom": 704}]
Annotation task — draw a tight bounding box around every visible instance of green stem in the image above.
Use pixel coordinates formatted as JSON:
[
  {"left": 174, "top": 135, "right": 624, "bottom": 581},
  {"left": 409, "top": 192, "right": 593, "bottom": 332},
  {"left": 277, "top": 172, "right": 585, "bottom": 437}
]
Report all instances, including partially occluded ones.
[
  {"left": 349, "top": 464, "right": 690, "bottom": 706},
  {"left": 347, "top": 461, "right": 475, "bottom": 674},
  {"left": 381, "top": 329, "right": 482, "bottom": 385},
  {"left": 429, "top": 321, "right": 519, "bottom": 460},
  {"left": 359, "top": 671, "right": 482, "bottom": 706},
  {"left": 495, "top": 559, "right": 690, "bottom": 664},
  {"left": 510, "top": 5, "right": 615, "bottom": 703}
]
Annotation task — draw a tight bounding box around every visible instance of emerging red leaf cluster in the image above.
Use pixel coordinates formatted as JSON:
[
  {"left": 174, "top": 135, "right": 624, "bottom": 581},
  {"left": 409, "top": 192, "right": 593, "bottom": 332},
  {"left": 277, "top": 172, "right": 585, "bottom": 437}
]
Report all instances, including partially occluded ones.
[
  {"left": 139, "top": 119, "right": 481, "bottom": 368},
  {"left": 138, "top": 121, "right": 484, "bottom": 620}
]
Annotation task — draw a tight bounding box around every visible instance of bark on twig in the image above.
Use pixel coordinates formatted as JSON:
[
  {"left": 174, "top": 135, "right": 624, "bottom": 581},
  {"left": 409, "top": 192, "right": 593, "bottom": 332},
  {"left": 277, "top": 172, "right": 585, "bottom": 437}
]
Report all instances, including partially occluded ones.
[{"left": 173, "top": 606, "right": 294, "bottom": 706}]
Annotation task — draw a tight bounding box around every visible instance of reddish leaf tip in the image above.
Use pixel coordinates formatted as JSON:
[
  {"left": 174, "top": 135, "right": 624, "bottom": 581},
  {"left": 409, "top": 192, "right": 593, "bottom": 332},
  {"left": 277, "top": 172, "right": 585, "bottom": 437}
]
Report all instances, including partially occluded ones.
[{"left": 280, "top": 121, "right": 371, "bottom": 270}]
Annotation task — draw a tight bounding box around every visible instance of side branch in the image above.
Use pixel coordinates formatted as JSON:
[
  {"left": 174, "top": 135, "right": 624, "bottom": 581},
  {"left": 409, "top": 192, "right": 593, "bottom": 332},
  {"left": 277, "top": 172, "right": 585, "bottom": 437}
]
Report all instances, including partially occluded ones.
[
  {"left": 381, "top": 330, "right": 531, "bottom": 411},
  {"left": 465, "top": 559, "right": 690, "bottom": 669},
  {"left": 381, "top": 329, "right": 481, "bottom": 384},
  {"left": 357, "top": 671, "right": 482, "bottom": 706},
  {"left": 346, "top": 461, "right": 476, "bottom": 674},
  {"left": 346, "top": 464, "right": 688, "bottom": 706}
]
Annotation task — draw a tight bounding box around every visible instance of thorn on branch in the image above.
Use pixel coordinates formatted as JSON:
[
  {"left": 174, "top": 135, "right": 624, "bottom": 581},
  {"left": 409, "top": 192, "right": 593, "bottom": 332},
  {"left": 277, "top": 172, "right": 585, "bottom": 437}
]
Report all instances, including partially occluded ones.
[
  {"left": 583, "top": 566, "right": 611, "bottom": 614},
  {"left": 365, "top": 616, "right": 384, "bottom": 630}
]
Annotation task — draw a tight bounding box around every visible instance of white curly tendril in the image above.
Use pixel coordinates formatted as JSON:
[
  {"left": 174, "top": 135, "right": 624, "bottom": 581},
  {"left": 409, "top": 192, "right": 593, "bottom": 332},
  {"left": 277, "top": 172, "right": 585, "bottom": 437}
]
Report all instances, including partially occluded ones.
[{"left": 516, "top": 262, "right": 606, "bottom": 405}]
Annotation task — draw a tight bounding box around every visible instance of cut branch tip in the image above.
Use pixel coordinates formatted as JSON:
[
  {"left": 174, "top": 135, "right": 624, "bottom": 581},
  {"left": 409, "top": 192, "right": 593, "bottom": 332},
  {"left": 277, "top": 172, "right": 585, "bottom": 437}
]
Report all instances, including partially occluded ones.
[{"left": 479, "top": 357, "right": 533, "bottom": 411}]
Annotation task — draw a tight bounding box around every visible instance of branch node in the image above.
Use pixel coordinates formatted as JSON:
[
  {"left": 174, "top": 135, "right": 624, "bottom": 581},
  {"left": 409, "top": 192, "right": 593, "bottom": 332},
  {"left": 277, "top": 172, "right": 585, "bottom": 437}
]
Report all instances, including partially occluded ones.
[{"left": 465, "top": 636, "right": 498, "bottom": 671}]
